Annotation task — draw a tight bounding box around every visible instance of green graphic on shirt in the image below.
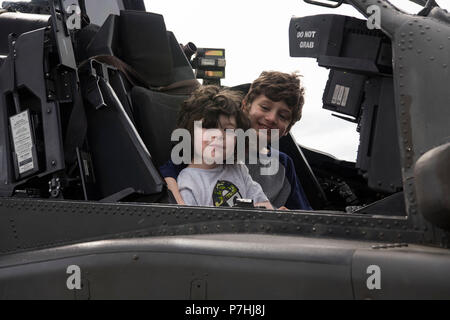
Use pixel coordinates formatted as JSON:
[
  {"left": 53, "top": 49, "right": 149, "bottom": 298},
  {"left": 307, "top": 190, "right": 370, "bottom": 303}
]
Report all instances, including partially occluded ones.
[{"left": 212, "top": 180, "right": 242, "bottom": 207}]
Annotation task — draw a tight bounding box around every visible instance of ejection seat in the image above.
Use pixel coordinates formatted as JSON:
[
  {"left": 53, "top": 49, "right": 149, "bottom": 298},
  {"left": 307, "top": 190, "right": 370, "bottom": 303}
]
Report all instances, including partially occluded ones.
[
  {"left": 76, "top": 10, "right": 199, "bottom": 200},
  {"left": 0, "top": 8, "right": 194, "bottom": 203}
]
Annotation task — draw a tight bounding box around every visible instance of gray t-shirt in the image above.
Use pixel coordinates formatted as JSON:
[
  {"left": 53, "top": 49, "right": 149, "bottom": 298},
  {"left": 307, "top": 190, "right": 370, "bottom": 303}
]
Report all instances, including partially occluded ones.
[
  {"left": 178, "top": 164, "right": 269, "bottom": 207},
  {"left": 246, "top": 148, "right": 290, "bottom": 209}
]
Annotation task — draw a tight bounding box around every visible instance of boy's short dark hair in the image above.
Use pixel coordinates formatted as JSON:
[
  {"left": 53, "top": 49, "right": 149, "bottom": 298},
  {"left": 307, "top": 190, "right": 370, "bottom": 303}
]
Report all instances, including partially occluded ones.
[
  {"left": 243, "top": 71, "right": 305, "bottom": 131},
  {"left": 177, "top": 85, "right": 251, "bottom": 158}
]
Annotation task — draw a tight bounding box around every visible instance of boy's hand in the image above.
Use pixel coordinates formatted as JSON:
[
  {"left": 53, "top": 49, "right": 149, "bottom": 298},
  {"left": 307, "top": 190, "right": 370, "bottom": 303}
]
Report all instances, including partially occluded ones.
[
  {"left": 165, "top": 177, "right": 186, "bottom": 205},
  {"left": 278, "top": 206, "right": 289, "bottom": 211},
  {"left": 255, "top": 201, "right": 274, "bottom": 210}
]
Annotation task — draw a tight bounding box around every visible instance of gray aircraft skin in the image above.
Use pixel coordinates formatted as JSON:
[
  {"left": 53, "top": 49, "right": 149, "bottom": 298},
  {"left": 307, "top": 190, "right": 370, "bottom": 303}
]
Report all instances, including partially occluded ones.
[{"left": 0, "top": 0, "right": 449, "bottom": 299}]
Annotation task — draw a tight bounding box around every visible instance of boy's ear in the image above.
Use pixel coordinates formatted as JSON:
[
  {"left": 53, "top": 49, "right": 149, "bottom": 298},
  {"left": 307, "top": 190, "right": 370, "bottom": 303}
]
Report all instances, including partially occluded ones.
[{"left": 241, "top": 99, "right": 247, "bottom": 110}]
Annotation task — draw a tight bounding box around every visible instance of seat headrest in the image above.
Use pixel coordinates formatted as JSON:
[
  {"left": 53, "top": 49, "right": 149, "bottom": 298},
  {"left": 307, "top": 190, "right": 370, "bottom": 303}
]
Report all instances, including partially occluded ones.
[
  {"left": 119, "top": 10, "right": 173, "bottom": 87},
  {"left": 0, "top": 12, "right": 50, "bottom": 55},
  {"left": 85, "top": 10, "right": 174, "bottom": 87}
]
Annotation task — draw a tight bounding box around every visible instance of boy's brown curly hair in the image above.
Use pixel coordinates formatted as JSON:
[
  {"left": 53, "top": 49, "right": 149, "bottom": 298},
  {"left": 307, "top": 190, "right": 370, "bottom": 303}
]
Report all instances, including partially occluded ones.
[{"left": 243, "top": 71, "right": 305, "bottom": 131}]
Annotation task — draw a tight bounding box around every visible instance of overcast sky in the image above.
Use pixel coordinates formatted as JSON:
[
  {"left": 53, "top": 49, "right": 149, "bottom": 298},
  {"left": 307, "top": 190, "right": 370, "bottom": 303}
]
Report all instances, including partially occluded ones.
[{"left": 144, "top": 0, "right": 450, "bottom": 161}]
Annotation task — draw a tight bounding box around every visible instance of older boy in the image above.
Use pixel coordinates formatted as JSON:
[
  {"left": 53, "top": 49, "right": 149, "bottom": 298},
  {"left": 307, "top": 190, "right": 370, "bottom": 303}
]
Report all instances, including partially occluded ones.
[{"left": 161, "top": 71, "right": 311, "bottom": 210}]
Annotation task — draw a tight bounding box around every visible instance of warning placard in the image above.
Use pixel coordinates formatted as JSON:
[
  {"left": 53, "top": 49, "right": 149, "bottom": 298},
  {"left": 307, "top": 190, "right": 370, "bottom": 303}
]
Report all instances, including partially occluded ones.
[{"left": 10, "top": 110, "right": 35, "bottom": 174}]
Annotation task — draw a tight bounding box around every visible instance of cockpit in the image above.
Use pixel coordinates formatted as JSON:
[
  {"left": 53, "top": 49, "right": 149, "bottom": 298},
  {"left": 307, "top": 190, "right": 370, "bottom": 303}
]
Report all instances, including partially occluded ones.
[{"left": 0, "top": 0, "right": 448, "bottom": 226}]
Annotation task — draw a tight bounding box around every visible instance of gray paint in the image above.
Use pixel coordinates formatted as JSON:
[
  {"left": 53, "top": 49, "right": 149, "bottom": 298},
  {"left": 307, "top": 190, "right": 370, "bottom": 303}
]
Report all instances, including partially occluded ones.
[{"left": 1, "top": 235, "right": 449, "bottom": 299}]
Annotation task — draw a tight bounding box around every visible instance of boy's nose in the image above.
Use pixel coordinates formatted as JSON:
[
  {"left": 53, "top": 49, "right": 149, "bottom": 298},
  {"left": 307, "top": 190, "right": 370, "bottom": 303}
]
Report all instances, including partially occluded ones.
[{"left": 264, "top": 111, "right": 277, "bottom": 125}]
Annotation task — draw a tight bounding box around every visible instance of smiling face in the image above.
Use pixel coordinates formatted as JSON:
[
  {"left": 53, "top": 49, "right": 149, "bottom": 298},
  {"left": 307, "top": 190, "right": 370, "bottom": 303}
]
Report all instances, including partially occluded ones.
[
  {"left": 244, "top": 94, "right": 292, "bottom": 142},
  {"left": 241, "top": 71, "right": 305, "bottom": 143}
]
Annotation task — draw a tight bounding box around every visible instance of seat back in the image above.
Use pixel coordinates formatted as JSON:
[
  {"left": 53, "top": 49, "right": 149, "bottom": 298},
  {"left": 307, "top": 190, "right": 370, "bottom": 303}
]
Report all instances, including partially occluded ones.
[
  {"left": 82, "top": 72, "right": 165, "bottom": 201},
  {"left": 131, "top": 87, "right": 187, "bottom": 168}
]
